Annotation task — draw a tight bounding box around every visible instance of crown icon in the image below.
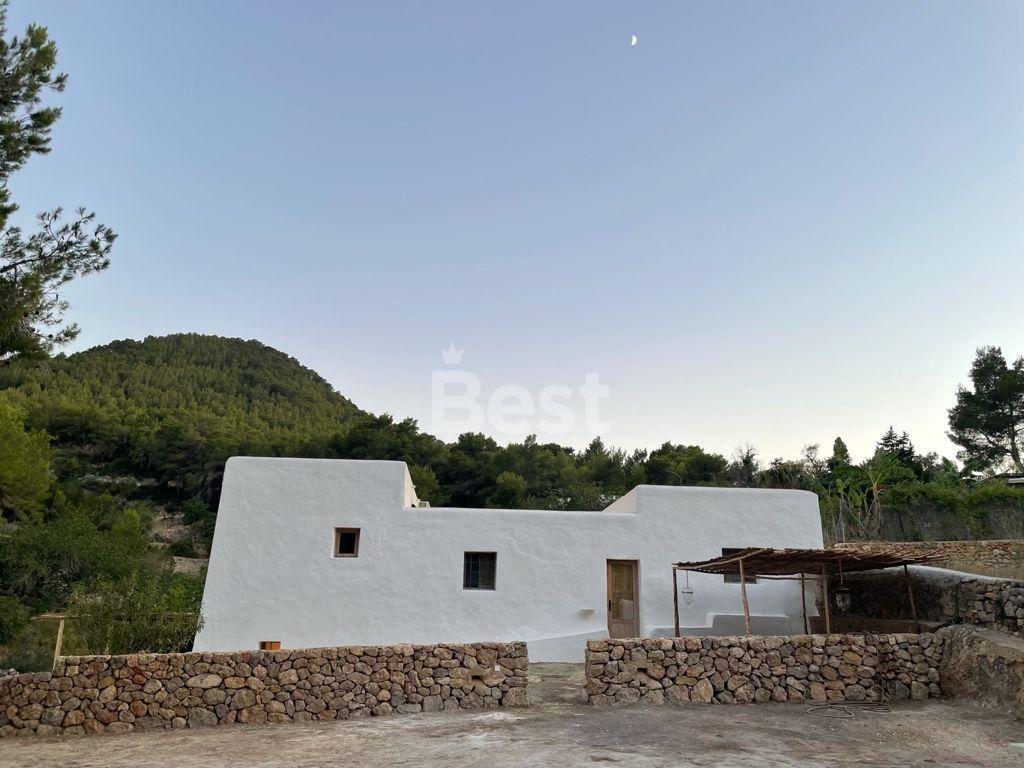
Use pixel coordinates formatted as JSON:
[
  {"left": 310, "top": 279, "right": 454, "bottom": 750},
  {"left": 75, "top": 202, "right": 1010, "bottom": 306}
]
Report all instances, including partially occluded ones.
[{"left": 441, "top": 342, "right": 464, "bottom": 365}]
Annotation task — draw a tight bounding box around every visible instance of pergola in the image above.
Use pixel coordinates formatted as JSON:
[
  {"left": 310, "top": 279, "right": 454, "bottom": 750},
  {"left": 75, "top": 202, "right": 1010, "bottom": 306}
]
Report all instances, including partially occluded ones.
[{"left": 671, "top": 546, "right": 941, "bottom": 636}]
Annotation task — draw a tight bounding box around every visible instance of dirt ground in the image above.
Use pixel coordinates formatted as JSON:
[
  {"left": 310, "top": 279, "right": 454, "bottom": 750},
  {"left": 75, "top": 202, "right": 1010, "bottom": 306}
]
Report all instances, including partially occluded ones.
[{"left": 1, "top": 663, "right": 1021, "bottom": 768}]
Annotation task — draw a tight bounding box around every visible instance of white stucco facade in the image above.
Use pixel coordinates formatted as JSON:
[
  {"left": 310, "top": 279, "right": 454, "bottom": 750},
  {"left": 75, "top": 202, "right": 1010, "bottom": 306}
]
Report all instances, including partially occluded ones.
[{"left": 194, "top": 458, "right": 824, "bottom": 661}]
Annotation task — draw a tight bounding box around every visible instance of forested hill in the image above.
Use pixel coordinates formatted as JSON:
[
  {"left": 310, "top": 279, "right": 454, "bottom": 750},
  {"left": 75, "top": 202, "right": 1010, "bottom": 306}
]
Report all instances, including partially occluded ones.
[
  {"left": 2, "top": 333, "right": 1022, "bottom": 548},
  {"left": 0, "top": 334, "right": 365, "bottom": 502}
]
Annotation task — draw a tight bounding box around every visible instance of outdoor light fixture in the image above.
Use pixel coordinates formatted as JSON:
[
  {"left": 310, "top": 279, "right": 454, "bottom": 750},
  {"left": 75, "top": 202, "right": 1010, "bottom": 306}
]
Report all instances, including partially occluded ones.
[
  {"left": 680, "top": 570, "right": 695, "bottom": 606},
  {"left": 833, "top": 584, "right": 852, "bottom": 614}
]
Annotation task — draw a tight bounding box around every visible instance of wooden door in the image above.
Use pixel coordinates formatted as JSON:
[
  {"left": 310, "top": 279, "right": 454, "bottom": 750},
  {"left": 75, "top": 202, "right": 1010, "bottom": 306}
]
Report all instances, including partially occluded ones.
[{"left": 607, "top": 560, "right": 639, "bottom": 638}]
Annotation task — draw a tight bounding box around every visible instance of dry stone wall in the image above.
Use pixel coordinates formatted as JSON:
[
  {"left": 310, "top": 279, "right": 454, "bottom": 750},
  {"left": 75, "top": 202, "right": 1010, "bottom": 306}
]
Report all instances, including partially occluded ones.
[
  {"left": 834, "top": 541, "right": 1024, "bottom": 580},
  {"left": 937, "top": 625, "right": 1024, "bottom": 718},
  {"left": 842, "top": 567, "right": 1024, "bottom": 632},
  {"left": 0, "top": 641, "right": 528, "bottom": 737},
  {"left": 583, "top": 634, "right": 942, "bottom": 706}
]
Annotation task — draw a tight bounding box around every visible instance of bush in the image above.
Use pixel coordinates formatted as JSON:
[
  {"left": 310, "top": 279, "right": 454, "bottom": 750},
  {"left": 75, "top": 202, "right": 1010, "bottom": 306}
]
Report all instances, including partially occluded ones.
[
  {"left": 69, "top": 568, "right": 203, "bottom": 655},
  {"left": 167, "top": 540, "right": 198, "bottom": 558},
  {"left": 0, "top": 595, "right": 27, "bottom": 644},
  {"left": 0, "top": 507, "right": 150, "bottom": 611},
  {"left": 0, "top": 615, "right": 84, "bottom": 673}
]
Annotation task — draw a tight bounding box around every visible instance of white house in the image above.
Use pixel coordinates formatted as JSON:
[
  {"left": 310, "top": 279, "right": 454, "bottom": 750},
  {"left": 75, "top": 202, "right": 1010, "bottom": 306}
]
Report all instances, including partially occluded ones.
[{"left": 194, "top": 458, "right": 824, "bottom": 661}]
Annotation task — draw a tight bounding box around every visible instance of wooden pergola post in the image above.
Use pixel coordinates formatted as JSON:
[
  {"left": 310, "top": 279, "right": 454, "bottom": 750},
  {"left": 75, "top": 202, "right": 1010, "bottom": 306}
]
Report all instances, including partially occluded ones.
[
  {"left": 799, "top": 572, "right": 809, "bottom": 634},
  {"left": 903, "top": 564, "right": 918, "bottom": 623},
  {"left": 52, "top": 616, "right": 65, "bottom": 670},
  {"left": 673, "top": 567, "right": 681, "bottom": 638},
  {"left": 820, "top": 563, "right": 831, "bottom": 635},
  {"left": 738, "top": 558, "right": 752, "bottom": 635}
]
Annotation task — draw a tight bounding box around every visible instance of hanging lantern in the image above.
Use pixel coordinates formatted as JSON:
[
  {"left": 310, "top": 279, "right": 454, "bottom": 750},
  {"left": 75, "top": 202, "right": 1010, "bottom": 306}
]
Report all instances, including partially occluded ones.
[
  {"left": 680, "top": 570, "right": 695, "bottom": 605},
  {"left": 833, "top": 584, "right": 852, "bottom": 614}
]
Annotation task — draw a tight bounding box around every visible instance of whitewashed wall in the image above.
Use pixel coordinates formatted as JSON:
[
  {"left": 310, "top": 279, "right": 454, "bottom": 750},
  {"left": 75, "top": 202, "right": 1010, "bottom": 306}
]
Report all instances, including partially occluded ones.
[{"left": 194, "top": 458, "right": 823, "bottom": 661}]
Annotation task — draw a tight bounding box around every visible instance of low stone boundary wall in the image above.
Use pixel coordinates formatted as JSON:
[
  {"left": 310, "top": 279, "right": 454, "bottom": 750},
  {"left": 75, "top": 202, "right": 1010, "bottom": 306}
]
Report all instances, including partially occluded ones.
[
  {"left": 0, "top": 641, "right": 528, "bottom": 737},
  {"left": 584, "top": 634, "right": 942, "bottom": 706}
]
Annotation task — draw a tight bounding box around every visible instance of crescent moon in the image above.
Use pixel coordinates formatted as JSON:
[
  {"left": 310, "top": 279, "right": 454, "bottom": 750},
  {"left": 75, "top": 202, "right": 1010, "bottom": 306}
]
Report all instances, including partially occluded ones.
[{"left": 631, "top": 35, "right": 638, "bottom": 46}]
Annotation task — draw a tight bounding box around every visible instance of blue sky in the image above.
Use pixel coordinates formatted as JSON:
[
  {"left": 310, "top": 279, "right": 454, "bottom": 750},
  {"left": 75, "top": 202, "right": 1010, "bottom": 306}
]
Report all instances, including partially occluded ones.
[{"left": 8, "top": 1, "right": 1024, "bottom": 463}]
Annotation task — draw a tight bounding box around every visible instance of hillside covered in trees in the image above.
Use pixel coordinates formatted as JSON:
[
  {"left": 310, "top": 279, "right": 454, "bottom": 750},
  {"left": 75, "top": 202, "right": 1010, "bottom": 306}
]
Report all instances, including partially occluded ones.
[{"left": 0, "top": 333, "right": 364, "bottom": 503}]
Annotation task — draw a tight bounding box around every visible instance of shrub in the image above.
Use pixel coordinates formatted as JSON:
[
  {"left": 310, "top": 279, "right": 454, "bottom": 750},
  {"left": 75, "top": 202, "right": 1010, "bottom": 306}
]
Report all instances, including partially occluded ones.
[
  {"left": 0, "top": 595, "right": 27, "bottom": 644},
  {"left": 167, "top": 540, "right": 198, "bottom": 558}
]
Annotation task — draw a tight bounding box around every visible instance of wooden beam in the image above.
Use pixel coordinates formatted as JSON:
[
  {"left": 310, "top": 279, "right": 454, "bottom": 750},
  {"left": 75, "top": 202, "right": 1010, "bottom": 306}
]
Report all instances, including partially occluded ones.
[
  {"left": 903, "top": 564, "right": 918, "bottom": 623},
  {"left": 52, "top": 617, "right": 65, "bottom": 670},
  {"left": 800, "top": 572, "right": 809, "bottom": 634},
  {"left": 673, "top": 567, "right": 680, "bottom": 638},
  {"left": 738, "top": 558, "right": 752, "bottom": 635},
  {"left": 821, "top": 563, "right": 831, "bottom": 635}
]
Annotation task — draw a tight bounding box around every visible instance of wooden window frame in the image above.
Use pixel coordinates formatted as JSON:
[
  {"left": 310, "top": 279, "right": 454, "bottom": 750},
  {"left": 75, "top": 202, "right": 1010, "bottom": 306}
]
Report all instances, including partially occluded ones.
[
  {"left": 334, "top": 527, "right": 361, "bottom": 558},
  {"left": 259, "top": 640, "right": 281, "bottom": 650},
  {"left": 463, "top": 551, "right": 497, "bottom": 591}
]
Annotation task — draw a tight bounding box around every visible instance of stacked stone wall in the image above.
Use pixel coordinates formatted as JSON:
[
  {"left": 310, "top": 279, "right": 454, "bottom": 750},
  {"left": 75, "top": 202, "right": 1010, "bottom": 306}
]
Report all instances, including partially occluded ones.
[
  {"left": 0, "top": 641, "right": 527, "bottom": 737},
  {"left": 840, "top": 567, "right": 1024, "bottom": 632},
  {"left": 583, "top": 634, "right": 941, "bottom": 706},
  {"left": 834, "top": 540, "right": 1024, "bottom": 580}
]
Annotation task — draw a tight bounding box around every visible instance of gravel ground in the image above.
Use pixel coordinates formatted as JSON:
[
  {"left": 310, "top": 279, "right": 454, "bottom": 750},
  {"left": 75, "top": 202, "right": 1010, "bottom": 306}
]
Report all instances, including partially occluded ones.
[{"left": 1, "top": 663, "right": 1021, "bottom": 768}]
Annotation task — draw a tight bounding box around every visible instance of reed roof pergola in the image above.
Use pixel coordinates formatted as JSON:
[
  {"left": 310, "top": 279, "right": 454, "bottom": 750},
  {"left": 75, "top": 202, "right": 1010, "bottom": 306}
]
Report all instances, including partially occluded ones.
[{"left": 671, "top": 545, "right": 941, "bottom": 636}]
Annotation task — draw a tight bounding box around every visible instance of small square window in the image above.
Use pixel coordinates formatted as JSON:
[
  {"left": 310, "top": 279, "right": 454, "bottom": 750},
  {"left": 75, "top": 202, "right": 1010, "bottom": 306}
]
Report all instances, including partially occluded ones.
[
  {"left": 259, "top": 640, "right": 281, "bottom": 650},
  {"left": 722, "top": 548, "right": 757, "bottom": 584},
  {"left": 463, "top": 552, "right": 496, "bottom": 590},
  {"left": 334, "top": 528, "right": 360, "bottom": 558}
]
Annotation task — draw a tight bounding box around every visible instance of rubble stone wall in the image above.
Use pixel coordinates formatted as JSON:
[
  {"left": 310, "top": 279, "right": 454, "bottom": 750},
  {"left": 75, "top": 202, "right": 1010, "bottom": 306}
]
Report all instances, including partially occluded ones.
[
  {"left": 841, "top": 567, "right": 1024, "bottom": 632},
  {"left": 0, "top": 641, "right": 528, "bottom": 737},
  {"left": 583, "top": 634, "right": 942, "bottom": 706},
  {"left": 834, "top": 541, "right": 1024, "bottom": 580},
  {"left": 937, "top": 625, "right": 1024, "bottom": 718}
]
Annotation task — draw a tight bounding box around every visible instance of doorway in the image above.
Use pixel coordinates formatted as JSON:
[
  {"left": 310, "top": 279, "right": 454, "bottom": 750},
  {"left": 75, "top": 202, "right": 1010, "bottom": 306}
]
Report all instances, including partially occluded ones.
[{"left": 606, "top": 559, "right": 639, "bottom": 637}]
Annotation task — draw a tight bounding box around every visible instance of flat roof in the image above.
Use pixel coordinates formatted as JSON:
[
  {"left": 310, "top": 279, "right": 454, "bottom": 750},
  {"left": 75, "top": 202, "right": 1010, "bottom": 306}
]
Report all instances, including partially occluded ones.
[{"left": 673, "top": 545, "right": 941, "bottom": 576}]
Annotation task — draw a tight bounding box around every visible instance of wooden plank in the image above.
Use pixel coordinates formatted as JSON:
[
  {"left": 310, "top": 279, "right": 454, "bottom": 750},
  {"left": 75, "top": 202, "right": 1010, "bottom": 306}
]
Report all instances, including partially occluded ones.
[
  {"left": 737, "top": 561, "right": 753, "bottom": 638},
  {"left": 630, "top": 561, "right": 639, "bottom": 638},
  {"left": 903, "top": 564, "right": 918, "bottom": 622},
  {"left": 800, "top": 572, "right": 809, "bottom": 634},
  {"left": 821, "top": 564, "right": 831, "bottom": 635},
  {"left": 606, "top": 560, "right": 612, "bottom": 636},
  {"left": 672, "top": 567, "right": 680, "bottom": 638},
  {"left": 52, "top": 617, "right": 65, "bottom": 670}
]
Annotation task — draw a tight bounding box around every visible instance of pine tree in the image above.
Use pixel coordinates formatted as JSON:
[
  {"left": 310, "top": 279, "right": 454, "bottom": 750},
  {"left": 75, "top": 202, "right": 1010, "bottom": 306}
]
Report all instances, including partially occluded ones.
[
  {"left": 827, "top": 437, "right": 852, "bottom": 472},
  {"left": 0, "top": 1, "right": 115, "bottom": 362}
]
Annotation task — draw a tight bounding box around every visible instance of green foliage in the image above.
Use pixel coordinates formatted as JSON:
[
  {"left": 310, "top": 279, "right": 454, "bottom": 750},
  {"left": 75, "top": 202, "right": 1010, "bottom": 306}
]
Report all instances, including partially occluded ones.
[
  {"left": 645, "top": 443, "right": 728, "bottom": 486},
  {"left": 0, "top": 398, "right": 51, "bottom": 517},
  {"left": 727, "top": 445, "right": 760, "bottom": 487},
  {"left": 827, "top": 437, "right": 852, "bottom": 472},
  {"left": 0, "top": 594, "right": 26, "bottom": 643},
  {"left": 166, "top": 539, "right": 198, "bottom": 558},
  {"left": 0, "top": 2, "right": 115, "bottom": 362},
  {"left": 818, "top": 451, "right": 916, "bottom": 540},
  {"left": 876, "top": 426, "right": 922, "bottom": 476},
  {"left": 0, "top": 334, "right": 364, "bottom": 503},
  {"left": 488, "top": 471, "right": 528, "bottom": 508},
  {"left": 948, "top": 346, "right": 1024, "bottom": 473},
  {"left": 0, "top": 506, "right": 148, "bottom": 612},
  {"left": 0, "top": 614, "right": 60, "bottom": 671},
  {"left": 408, "top": 465, "right": 445, "bottom": 506},
  {"left": 68, "top": 568, "right": 203, "bottom": 656}
]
